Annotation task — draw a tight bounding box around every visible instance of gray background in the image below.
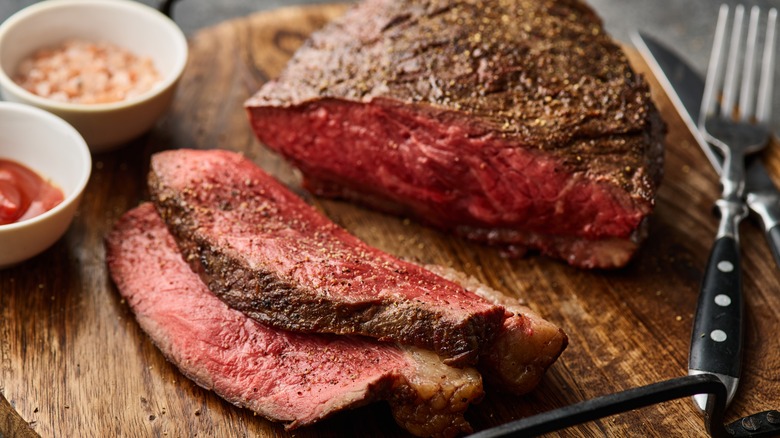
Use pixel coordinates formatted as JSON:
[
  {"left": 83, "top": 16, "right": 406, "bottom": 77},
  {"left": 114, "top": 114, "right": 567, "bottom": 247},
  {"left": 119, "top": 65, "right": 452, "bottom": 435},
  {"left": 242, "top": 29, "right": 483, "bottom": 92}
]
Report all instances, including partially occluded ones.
[{"left": 1, "top": 0, "right": 779, "bottom": 127}]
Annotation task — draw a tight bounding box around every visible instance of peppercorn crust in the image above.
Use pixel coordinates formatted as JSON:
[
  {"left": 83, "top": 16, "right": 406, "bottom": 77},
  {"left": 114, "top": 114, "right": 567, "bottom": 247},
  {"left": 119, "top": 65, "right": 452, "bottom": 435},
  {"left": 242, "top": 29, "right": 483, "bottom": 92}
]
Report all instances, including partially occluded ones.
[
  {"left": 246, "top": 0, "right": 666, "bottom": 268},
  {"left": 248, "top": 0, "right": 664, "bottom": 198},
  {"left": 148, "top": 149, "right": 508, "bottom": 366}
]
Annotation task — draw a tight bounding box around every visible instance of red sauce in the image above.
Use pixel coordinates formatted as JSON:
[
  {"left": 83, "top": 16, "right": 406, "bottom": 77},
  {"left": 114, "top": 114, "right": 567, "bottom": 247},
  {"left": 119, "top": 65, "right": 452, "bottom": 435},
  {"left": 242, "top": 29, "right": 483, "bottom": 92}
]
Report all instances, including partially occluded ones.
[{"left": 0, "top": 159, "right": 64, "bottom": 225}]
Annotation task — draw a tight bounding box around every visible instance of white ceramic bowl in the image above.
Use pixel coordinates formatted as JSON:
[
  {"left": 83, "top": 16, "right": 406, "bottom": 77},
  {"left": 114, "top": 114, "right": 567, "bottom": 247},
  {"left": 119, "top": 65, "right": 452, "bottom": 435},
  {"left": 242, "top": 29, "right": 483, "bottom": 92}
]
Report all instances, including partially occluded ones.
[
  {"left": 0, "top": 101, "right": 91, "bottom": 268},
  {"left": 0, "top": 0, "right": 188, "bottom": 152}
]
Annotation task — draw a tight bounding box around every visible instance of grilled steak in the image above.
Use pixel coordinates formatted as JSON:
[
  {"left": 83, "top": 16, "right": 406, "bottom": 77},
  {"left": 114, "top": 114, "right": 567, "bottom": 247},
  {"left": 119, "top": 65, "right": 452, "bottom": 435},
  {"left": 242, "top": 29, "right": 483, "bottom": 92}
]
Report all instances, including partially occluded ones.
[
  {"left": 428, "top": 265, "right": 568, "bottom": 394},
  {"left": 245, "top": 0, "right": 665, "bottom": 268},
  {"left": 148, "top": 149, "right": 566, "bottom": 393},
  {"left": 149, "top": 149, "right": 507, "bottom": 366},
  {"left": 106, "top": 203, "right": 483, "bottom": 437}
]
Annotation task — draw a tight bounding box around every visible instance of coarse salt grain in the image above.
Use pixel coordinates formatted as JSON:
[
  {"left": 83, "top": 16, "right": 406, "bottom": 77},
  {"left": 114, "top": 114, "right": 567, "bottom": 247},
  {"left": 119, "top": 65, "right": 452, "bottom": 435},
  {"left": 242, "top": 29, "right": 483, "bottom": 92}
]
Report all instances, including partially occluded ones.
[{"left": 13, "top": 39, "right": 161, "bottom": 104}]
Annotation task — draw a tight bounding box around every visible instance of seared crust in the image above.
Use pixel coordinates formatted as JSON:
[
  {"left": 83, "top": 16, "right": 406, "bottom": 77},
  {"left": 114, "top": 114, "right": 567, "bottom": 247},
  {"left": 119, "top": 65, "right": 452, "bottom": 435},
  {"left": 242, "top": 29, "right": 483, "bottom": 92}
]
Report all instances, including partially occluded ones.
[
  {"left": 149, "top": 149, "right": 506, "bottom": 366},
  {"left": 426, "top": 264, "right": 568, "bottom": 394},
  {"left": 247, "top": 0, "right": 665, "bottom": 206}
]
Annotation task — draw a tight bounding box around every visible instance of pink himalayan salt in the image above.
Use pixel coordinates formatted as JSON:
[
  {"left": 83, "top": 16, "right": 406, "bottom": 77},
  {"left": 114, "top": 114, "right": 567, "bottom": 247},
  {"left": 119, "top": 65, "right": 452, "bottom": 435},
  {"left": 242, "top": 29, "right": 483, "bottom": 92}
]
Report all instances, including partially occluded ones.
[{"left": 14, "top": 39, "right": 161, "bottom": 104}]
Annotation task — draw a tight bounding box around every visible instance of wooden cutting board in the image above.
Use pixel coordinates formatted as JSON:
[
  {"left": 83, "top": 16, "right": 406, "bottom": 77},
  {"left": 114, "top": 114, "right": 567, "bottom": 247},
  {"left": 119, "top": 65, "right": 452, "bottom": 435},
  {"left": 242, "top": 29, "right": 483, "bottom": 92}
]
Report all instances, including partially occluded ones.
[{"left": 2, "top": 4, "right": 780, "bottom": 437}]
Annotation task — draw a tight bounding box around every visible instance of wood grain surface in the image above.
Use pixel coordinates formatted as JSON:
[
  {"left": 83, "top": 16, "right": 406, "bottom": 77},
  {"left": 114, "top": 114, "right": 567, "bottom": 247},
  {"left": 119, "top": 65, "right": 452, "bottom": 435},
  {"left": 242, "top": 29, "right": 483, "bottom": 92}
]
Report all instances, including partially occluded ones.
[{"left": 2, "top": 4, "right": 780, "bottom": 437}]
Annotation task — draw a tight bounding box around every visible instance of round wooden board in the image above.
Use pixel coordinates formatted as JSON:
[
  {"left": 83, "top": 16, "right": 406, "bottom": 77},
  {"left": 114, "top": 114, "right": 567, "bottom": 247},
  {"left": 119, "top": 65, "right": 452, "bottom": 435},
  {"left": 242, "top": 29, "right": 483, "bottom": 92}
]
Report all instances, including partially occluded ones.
[{"left": 2, "top": 4, "right": 780, "bottom": 437}]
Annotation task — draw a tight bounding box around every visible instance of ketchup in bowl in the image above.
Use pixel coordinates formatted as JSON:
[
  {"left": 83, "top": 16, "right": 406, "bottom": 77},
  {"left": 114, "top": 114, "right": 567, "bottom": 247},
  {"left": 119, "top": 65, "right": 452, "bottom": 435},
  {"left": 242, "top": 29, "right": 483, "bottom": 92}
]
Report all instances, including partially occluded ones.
[{"left": 0, "top": 158, "right": 64, "bottom": 225}]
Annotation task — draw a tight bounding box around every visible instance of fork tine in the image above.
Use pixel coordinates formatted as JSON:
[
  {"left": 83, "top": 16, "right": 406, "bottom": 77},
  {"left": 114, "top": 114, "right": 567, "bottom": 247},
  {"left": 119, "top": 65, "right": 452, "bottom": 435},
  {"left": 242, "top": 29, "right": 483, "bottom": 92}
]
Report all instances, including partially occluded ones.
[
  {"left": 721, "top": 5, "right": 745, "bottom": 118},
  {"left": 756, "top": 8, "right": 777, "bottom": 124},
  {"left": 738, "top": 6, "right": 760, "bottom": 121},
  {"left": 701, "top": 4, "right": 731, "bottom": 120}
]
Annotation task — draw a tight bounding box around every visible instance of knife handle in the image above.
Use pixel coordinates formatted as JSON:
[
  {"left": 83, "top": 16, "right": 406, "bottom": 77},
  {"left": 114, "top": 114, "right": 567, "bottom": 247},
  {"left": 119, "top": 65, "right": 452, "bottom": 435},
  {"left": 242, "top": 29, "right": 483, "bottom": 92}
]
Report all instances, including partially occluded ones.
[
  {"left": 765, "top": 224, "right": 780, "bottom": 270},
  {"left": 746, "top": 191, "right": 780, "bottom": 270},
  {"left": 689, "top": 235, "right": 744, "bottom": 378}
]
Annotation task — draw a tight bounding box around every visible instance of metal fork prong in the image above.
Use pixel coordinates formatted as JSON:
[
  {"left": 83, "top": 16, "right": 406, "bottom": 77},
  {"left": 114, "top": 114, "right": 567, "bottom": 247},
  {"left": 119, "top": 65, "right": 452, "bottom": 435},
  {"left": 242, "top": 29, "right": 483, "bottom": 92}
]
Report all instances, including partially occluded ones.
[
  {"left": 701, "top": 4, "right": 731, "bottom": 120},
  {"left": 738, "top": 6, "right": 761, "bottom": 121},
  {"left": 756, "top": 8, "right": 777, "bottom": 124},
  {"left": 721, "top": 5, "right": 745, "bottom": 118}
]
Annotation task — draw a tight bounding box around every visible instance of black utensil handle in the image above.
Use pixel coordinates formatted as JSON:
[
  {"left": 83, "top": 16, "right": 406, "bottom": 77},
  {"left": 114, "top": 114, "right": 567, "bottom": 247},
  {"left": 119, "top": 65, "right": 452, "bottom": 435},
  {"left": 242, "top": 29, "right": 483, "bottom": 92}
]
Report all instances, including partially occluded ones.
[
  {"left": 689, "top": 235, "right": 744, "bottom": 377},
  {"left": 465, "top": 374, "right": 731, "bottom": 438},
  {"left": 766, "top": 224, "right": 780, "bottom": 271},
  {"left": 466, "top": 373, "right": 780, "bottom": 438}
]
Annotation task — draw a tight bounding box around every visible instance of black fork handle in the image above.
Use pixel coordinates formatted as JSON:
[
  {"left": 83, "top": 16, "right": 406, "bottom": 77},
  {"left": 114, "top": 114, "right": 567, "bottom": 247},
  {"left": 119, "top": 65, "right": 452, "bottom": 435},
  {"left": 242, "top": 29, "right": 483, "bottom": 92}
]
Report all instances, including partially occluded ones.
[{"left": 689, "top": 234, "right": 744, "bottom": 379}]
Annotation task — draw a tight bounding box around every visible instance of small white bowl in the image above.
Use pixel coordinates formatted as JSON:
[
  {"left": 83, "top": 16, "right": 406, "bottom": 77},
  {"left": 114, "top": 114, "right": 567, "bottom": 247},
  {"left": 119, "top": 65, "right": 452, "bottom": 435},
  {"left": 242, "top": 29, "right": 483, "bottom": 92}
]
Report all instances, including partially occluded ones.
[
  {"left": 0, "top": 0, "right": 188, "bottom": 152},
  {"left": 0, "top": 101, "right": 91, "bottom": 268}
]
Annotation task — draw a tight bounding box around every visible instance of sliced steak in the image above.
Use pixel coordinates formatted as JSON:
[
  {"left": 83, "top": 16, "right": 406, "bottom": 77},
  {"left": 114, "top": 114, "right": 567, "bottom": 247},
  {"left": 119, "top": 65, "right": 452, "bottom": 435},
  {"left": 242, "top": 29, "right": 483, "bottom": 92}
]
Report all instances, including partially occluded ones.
[
  {"left": 149, "top": 149, "right": 507, "bottom": 366},
  {"left": 106, "top": 203, "right": 483, "bottom": 437},
  {"left": 245, "top": 0, "right": 665, "bottom": 269},
  {"left": 427, "top": 265, "right": 567, "bottom": 394}
]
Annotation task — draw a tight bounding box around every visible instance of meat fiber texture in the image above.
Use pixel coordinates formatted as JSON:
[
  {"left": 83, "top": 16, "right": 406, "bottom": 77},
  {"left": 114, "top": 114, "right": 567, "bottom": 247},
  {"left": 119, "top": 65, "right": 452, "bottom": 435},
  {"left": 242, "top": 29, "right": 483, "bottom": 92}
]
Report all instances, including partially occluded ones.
[
  {"left": 106, "top": 203, "right": 484, "bottom": 437},
  {"left": 426, "top": 265, "right": 568, "bottom": 394},
  {"left": 149, "top": 148, "right": 507, "bottom": 366},
  {"left": 245, "top": 0, "right": 666, "bottom": 269},
  {"left": 148, "top": 149, "right": 566, "bottom": 395}
]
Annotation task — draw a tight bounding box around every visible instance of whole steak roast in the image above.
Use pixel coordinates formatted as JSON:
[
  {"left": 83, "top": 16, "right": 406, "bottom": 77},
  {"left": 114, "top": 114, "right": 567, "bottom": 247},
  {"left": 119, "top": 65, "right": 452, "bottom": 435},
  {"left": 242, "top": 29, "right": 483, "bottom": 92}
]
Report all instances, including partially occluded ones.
[{"left": 245, "top": 0, "right": 665, "bottom": 268}]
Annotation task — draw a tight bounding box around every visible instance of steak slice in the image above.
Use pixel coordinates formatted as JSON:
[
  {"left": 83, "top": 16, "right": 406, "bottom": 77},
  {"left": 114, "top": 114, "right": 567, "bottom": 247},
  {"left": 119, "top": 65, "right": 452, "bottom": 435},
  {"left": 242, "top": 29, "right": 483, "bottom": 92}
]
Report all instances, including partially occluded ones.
[
  {"left": 427, "top": 265, "right": 568, "bottom": 394},
  {"left": 149, "top": 149, "right": 507, "bottom": 366},
  {"left": 245, "top": 0, "right": 665, "bottom": 269},
  {"left": 106, "top": 203, "right": 483, "bottom": 437}
]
